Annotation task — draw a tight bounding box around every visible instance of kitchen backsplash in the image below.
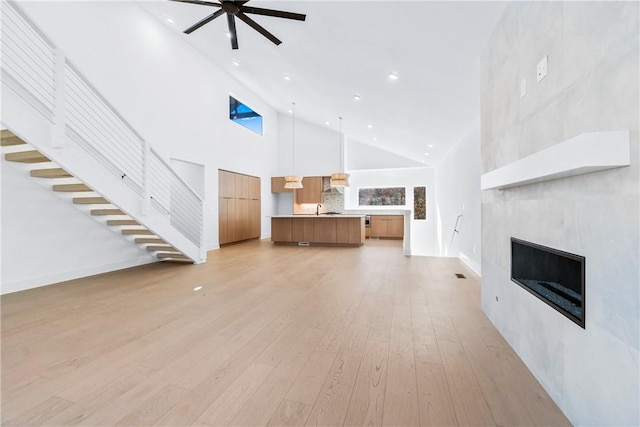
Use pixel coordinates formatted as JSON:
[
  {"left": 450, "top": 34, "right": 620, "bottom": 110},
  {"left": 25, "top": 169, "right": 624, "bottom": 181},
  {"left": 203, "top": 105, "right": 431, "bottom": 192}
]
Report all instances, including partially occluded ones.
[{"left": 321, "top": 189, "right": 344, "bottom": 213}]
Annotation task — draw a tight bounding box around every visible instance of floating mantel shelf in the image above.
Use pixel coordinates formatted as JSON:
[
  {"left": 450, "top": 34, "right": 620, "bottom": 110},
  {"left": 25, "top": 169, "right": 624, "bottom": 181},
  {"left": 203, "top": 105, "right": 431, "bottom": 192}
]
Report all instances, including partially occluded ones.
[{"left": 481, "top": 130, "right": 630, "bottom": 190}]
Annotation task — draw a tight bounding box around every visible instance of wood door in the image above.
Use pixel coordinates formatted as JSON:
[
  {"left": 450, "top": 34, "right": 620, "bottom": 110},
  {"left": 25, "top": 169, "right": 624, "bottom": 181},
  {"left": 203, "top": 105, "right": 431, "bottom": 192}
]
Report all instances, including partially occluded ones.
[
  {"left": 313, "top": 218, "right": 337, "bottom": 243},
  {"left": 271, "top": 177, "right": 293, "bottom": 193},
  {"left": 295, "top": 176, "right": 323, "bottom": 204},
  {"left": 249, "top": 199, "right": 261, "bottom": 238},
  {"left": 370, "top": 216, "right": 386, "bottom": 238},
  {"left": 249, "top": 176, "right": 261, "bottom": 200},
  {"left": 238, "top": 199, "right": 250, "bottom": 240},
  {"left": 219, "top": 170, "right": 235, "bottom": 198},
  {"left": 292, "top": 218, "right": 314, "bottom": 242},
  {"left": 336, "top": 218, "right": 362, "bottom": 244},
  {"left": 387, "top": 216, "right": 404, "bottom": 238},
  {"left": 234, "top": 173, "right": 249, "bottom": 200},
  {"left": 271, "top": 218, "right": 292, "bottom": 242},
  {"left": 218, "top": 198, "right": 229, "bottom": 245},
  {"left": 226, "top": 198, "right": 239, "bottom": 243}
]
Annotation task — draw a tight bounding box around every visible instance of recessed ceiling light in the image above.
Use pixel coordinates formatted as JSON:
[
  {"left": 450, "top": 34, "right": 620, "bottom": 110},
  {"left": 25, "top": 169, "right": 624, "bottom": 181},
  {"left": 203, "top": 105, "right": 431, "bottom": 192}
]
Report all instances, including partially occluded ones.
[
  {"left": 367, "top": 124, "right": 373, "bottom": 129},
  {"left": 225, "top": 31, "right": 232, "bottom": 38},
  {"left": 427, "top": 144, "right": 434, "bottom": 148},
  {"left": 373, "top": 137, "right": 377, "bottom": 141},
  {"left": 325, "top": 121, "right": 331, "bottom": 126},
  {"left": 165, "top": 17, "right": 174, "bottom": 24},
  {"left": 284, "top": 74, "right": 291, "bottom": 81},
  {"left": 388, "top": 72, "right": 399, "bottom": 81},
  {"left": 424, "top": 152, "right": 430, "bottom": 156},
  {"left": 353, "top": 94, "right": 362, "bottom": 101},
  {"left": 287, "top": 109, "right": 293, "bottom": 114},
  {"left": 232, "top": 59, "right": 240, "bottom": 66}
]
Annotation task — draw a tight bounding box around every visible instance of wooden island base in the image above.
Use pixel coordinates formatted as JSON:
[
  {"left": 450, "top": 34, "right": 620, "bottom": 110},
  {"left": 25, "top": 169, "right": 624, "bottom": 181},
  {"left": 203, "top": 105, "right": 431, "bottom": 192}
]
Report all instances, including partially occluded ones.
[{"left": 271, "top": 216, "right": 365, "bottom": 246}]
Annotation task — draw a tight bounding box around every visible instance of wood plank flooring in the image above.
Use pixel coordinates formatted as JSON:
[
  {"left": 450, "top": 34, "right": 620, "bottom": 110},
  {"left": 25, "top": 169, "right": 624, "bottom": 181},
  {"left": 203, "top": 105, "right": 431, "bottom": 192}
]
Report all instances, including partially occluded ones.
[{"left": 0, "top": 239, "right": 571, "bottom": 426}]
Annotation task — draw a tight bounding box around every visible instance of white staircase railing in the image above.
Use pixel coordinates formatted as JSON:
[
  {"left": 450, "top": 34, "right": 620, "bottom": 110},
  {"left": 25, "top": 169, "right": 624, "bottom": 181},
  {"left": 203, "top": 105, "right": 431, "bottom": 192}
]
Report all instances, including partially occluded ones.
[{"left": 1, "top": 1, "right": 206, "bottom": 263}]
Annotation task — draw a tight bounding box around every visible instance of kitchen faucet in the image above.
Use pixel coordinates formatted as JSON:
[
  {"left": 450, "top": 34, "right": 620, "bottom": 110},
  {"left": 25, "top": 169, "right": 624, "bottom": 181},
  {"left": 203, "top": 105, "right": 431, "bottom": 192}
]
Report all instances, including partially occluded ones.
[{"left": 316, "top": 204, "right": 321, "bottom": 216}]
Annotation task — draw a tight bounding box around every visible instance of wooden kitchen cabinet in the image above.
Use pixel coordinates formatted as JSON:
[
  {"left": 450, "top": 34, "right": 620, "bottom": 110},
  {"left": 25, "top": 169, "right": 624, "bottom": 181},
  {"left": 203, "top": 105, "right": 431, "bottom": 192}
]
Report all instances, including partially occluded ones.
[
  {"left": 219, "top": 169, "right": 235, "bottom": 198},
  {"left": 271, "top": 177, "right": 293, "bottom": 193},
  {"left": 312, "top": 217, "right": 337, "bottom": 243},
  {"left": 219, "top": 170, "right": 261, "bottom": 245},
  {"left": 271, "top": 218, "right": 293, "bottom": 242},
  {"left": 292, "top": 217, "right": 314, "bottom": 242},
  {"left": 370, "top": 215, "right": 404, "bottom": 239},
  {"left": 336, "top": 217, "right": 365, "bottom": 245},
  {"left": 294, "top": 176, "right": 323, "bottom": 204}
]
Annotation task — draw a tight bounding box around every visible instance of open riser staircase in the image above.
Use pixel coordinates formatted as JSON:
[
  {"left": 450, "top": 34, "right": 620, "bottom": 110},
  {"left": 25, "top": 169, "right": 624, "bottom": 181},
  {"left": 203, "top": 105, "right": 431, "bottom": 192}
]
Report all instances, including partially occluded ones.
[
  {"left": 1, "top": 2, "right": 206, "bottom": 264},
  {"left": 2, "top": 131, "right": 191, "bottom": 262}
]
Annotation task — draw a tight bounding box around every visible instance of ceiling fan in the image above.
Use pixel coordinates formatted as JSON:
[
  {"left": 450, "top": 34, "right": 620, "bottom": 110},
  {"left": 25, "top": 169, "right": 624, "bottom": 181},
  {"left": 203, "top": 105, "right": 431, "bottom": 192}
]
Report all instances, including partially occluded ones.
[{"left": 169, "top": 0, "right": 306, "bottom": 49}]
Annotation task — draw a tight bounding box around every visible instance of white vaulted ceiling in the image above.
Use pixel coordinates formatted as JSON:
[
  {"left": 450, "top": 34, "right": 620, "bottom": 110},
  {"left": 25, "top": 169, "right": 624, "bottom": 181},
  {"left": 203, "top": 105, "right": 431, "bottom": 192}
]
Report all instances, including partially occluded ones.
[{"left": 138, "top": 0, "right": 504, "bottom": 166}]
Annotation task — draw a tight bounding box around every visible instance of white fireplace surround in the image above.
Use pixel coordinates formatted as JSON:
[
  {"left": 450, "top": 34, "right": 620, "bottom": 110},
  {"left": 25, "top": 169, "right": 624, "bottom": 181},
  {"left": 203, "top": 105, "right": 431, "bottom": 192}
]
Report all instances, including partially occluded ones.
[{"left": 481, "top": 130, "right": 630, "bottom": 190}]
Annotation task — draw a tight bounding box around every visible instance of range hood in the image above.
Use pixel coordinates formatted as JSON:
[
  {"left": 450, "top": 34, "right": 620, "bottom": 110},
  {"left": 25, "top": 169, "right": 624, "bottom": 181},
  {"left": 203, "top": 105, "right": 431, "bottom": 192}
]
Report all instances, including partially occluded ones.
[{"left": 322, "top": 177, "right": 344, "bottom": 194}]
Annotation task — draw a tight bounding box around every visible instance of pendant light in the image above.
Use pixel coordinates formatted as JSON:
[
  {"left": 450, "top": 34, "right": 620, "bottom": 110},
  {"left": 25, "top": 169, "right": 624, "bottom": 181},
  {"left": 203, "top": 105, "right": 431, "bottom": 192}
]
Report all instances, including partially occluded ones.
[
  {"left": 330, "top": 116, "right": 350, "bottom": 188},
  {"left": 284, "top": 102, "right": 303, "bottom": 189}
]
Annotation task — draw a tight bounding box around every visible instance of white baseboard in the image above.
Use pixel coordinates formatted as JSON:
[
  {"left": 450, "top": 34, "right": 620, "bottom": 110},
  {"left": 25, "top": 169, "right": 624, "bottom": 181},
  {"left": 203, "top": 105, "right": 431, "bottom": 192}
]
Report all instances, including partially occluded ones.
[
  {"left": 459, "top": 251, "right": 481, "bottom": 276},
  {"left": 1, "top": 255, "right": 156, "bottom": 295}
]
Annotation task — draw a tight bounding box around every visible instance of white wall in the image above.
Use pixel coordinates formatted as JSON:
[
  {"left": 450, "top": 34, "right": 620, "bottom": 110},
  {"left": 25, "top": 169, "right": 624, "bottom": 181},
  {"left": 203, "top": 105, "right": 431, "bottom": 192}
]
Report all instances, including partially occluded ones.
[
  {"left": 11, "top": 1, "right": 279, "bottom": 254},
  {"left": 1, "top": 165, "right": 155, "bottom": 294},
  {"left": 344, "top": 168, "right": 438, "bottom": 256},
  {"left": 277, "top": 113, "right": 340, "bottom": 177},
  {"left": 434, "top": 123, "right": 482, "bottom": 274},
  {"left": 480, "top": 2, "right": 639, "bottom": 425},
  {"left": 20, "top": 0, "right": 279, "bottom": 248}
]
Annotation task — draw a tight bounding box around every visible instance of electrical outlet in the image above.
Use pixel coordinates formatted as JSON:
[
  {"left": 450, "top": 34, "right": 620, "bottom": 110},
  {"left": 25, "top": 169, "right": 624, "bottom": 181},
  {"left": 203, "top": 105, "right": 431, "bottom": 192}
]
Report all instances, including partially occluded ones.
[
  {"left": 537, "top": 55, "right": 548, "bottom": 82},
  {"left": 520, "top": 78, "right": 527, "bottom": 97}
]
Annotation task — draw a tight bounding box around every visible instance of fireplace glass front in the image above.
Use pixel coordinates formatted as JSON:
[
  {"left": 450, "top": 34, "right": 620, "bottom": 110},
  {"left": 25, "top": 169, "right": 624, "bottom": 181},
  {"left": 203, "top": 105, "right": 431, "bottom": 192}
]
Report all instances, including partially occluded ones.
[{"left": 511, "top": 238, "right": 585, "bottom": 328}]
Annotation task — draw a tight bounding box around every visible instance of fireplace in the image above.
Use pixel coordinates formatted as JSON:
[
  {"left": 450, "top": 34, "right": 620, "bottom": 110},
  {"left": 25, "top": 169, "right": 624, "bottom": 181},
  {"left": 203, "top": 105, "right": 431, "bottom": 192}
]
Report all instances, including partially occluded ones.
[{"left": 511, "top": 238, "right": 585, "bottom": 328}]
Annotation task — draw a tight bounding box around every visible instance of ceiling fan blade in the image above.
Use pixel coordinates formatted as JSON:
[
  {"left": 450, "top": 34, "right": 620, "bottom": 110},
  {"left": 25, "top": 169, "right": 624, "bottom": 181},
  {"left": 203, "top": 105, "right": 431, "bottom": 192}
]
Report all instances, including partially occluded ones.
[
  {"left": 184, "top": 9, "right": 225, "bottom": 34},
  {"left": 236, "top": 12, "right": 281, "bottom": 45},
  {"left": 240, "top": 6, "right": 306, "bottom": 21},
  {"left": 169, "top": 0, "right": 222, "bottom": 8},
  {"left": 227, "top": 14, "right": 239, "bottom": 49}
]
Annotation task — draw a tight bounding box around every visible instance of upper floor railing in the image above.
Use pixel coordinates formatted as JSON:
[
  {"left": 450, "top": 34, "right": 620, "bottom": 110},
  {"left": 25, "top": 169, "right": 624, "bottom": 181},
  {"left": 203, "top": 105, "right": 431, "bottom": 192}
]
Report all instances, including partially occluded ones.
[{"left": 1, "top": 1, "right": 205, "bottom": 255}]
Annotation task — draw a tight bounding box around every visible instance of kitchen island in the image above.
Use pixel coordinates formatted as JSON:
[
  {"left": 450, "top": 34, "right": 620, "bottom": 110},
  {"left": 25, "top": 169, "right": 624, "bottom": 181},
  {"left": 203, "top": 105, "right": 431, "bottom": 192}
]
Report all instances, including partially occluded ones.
[{"left": 271, "top": 215, "right": 365, "bottom": 246}]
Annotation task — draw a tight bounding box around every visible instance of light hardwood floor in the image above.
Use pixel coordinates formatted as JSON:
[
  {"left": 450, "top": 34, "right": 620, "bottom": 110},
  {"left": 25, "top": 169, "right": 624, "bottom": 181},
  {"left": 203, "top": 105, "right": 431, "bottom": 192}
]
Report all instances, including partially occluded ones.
[{"left": 1, "top": 239, "right": 571, "bottom": 426}]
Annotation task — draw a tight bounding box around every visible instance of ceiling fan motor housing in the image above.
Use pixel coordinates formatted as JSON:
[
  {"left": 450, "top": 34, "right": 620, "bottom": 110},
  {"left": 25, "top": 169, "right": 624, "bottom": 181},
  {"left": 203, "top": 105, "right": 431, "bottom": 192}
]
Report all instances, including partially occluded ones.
[{"left": 221, "top": 1, "right": 240, "bottom": 15}]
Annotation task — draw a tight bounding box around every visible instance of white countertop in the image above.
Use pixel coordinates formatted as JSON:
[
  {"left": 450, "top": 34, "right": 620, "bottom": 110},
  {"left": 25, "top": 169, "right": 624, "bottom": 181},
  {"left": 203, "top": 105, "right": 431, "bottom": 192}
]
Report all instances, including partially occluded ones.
[{"left": 270, "top": 215, "right": 366, "bottom": 218}]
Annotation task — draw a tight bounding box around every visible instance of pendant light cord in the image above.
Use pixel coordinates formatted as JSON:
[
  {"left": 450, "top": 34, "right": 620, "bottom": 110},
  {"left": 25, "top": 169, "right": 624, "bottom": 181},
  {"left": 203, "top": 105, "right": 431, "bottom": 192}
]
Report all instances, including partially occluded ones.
[
  {"left": 339, "top": 116, "right": 343, "bottom": 173},
  {"left": 292, "top": 102, "right": 296, "bottom": 176}
]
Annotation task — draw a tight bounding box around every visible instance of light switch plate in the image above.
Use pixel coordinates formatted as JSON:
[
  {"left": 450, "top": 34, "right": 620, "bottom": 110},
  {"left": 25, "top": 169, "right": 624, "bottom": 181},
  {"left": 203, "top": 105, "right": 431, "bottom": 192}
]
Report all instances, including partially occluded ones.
[{"left": 537, "top": 55, "right": 548, "bottom": 82}]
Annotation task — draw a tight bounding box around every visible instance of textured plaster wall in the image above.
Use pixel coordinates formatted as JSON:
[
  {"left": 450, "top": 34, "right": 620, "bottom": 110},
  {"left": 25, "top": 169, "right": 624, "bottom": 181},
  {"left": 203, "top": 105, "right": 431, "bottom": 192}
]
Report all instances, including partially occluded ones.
[{"left": 480, "top": 2, "right": 639, "bottom": 425}]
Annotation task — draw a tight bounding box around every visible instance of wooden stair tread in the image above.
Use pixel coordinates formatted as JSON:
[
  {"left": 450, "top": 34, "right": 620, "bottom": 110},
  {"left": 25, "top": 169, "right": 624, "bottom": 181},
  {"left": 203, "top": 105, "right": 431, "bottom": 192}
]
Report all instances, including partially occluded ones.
[
  {"left": 107, "top": 219, "right": 139, "bottom": 226},
  {"left": 122, "top": 229, "right": 154, "bottom": 235},
  {"left": 146, "top": 245, "right": 180, "bottom": 252},
  {"left": 53, "top": 183, "right": 92, "bottom": 192},
  {"left": 5, "top": 150, "right": 50, "bottom": 163},
  {"left": 160, "top": 258, "right": 192, "bottom": 263},
  {"left": 91, "top": 208, "right": 124, "bottom": 216},
  {"left": 30, "top": 168, "right": 72, "bottom": 178},
  {"left": 157, "top": 253, "right": 190, "bottom": 260},
  {"left": 73, "top": 197, "right": 109, "bottom": 204},
  {"left": 135, "top": 238, "right": 166, "bottom": 244},
  {"left": 1, "top": 130, "right": 26, "bottom": 146}
]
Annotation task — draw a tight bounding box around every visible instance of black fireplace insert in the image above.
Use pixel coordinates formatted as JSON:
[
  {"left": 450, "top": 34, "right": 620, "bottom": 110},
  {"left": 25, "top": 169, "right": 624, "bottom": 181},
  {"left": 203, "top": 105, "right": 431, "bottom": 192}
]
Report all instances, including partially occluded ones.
[{"left": 511, "top": 238, "right": 585, "bottom": 328}]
